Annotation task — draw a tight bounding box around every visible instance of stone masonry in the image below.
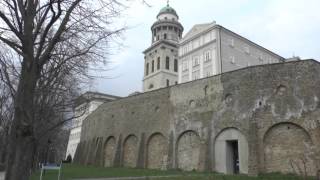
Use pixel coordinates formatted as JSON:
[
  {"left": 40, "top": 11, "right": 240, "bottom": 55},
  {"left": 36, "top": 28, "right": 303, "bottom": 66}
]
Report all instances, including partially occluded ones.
[{"left": 74, "top": 60, "right": 320, "bottom": 176}]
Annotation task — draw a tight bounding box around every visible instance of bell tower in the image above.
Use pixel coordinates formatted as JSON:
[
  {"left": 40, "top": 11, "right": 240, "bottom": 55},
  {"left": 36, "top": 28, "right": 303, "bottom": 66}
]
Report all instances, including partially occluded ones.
[{"left": 143, "top": 3, "right": 184, "bottom": 92}]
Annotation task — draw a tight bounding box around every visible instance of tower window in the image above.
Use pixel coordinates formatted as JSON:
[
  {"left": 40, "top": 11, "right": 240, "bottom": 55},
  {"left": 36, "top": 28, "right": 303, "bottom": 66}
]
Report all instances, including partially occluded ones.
[
  {"left": 166, "top": 56, "right": 170, "bottom": 70},
  {"left": 174, "top": 59, "right": 178, "bottom": 72},
  {"left": 146, "top": 63, "right": 149, "bottom": 75},
  {"left": 166, "top": 79, "right": 170, "bottom": 87},
  {"left": 152, "top": 60, "right": 154, "bottom": 72},
  {"left": 157, "top": 57, "right": 160, "bottom": 70},
  {"left": 164, "top": 33, "right": 167, "bottom": 39}
]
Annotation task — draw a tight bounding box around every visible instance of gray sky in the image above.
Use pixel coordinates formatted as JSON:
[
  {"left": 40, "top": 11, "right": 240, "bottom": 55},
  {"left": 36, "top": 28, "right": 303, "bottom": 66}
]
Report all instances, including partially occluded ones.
[{"left": 90, "top": 0, "right": 320, "bottom": 97}]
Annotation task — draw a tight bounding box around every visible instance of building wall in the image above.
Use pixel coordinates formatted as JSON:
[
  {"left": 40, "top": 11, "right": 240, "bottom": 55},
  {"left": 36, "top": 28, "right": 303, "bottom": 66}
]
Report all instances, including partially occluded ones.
[
  {"left": 74, "top": 60, "right": 320, "bottom": 175},
  {"left": 219, "top": 28, "right": 284, "bottom": 73},
  {"left": 65, "top": 100, "right": 105, "bottom": 159},
  {"left": 178, "top": 29, "right": 219, "bottom": 83}
]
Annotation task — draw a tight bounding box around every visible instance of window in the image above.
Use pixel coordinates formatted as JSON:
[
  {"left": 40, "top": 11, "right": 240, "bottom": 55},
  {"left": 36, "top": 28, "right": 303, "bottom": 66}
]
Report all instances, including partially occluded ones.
[
  {"left": 164, "top": 33, "right": 167, "bottom": 39},
  {"left": 166, "top": 79, "right": 170, "bottom": 87},
  {"left": 182, "top": 60, "right": 188, "bottom": 71},
  {"left": 146, "top": 63, "right": 149, "bottom": 75},
  {"left": 152, "top": 60, "right": 154, "bottom": 72},
  {"left": 192, "top": 72, "right": 200, "bottom": 80},
  {"left": 204, "top": 51, "right": 211, "bottom": 62},
  {"left": 229, "top": 38, "right": 234, "bottom": 47},
  {"left": 166, "top": 56, "right": 170, "bottom": 70},
  {"left": 192, "top": 56, "right": 200, "bottom": 67},
  {"left": 157, "top": 35, "right": 159, "bottom": 40},
  {"left": 174, "top": 59, "right": 178, "bottom": 72},
  {"left": 148, "top": 84, "right": 154, "bottom": 89},
  {"left": 244, "top": 46, "right": 250, "bottom": 54},
  {"left": 206, "top": 71, "right": 211, "bottom": 77},
  {"left": 230, "top": 56, "right": 235, "bottom": 64},
  {"left": 157, "top": 57, "right": 160, "bottom": 70},
  {"left": 259, "top": 54, "right": 264, "bottom": 62},
  {"left": 175, "top": 81, "right": 178, "bottom": 85}
]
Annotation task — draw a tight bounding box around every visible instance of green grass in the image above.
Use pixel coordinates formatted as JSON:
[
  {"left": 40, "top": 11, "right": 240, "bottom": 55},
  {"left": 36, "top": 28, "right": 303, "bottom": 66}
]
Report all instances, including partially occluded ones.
[{"left": 30, "top": 163, "right": 316, "bottom": 180}]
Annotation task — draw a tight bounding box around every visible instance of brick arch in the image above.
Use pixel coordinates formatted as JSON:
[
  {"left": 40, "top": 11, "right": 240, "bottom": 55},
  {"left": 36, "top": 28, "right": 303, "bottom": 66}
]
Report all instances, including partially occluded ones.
[
  {"left": 146, "top": 132, "right": 168, "bottom": 169},
  {"left": 123, "top": 134, "right": 138, "bottom": 168},
  {"left": 103, "top": 136, "right": 116, "bottom": 167},
  {"left": 214, "top": 127, "right": 248, "bottom": 174},
  {"left": 263, "top": 122, "right": 316, "bottom": 175},
  {"left": 176, "top": 130, "right": 201, "bottom": 171}
]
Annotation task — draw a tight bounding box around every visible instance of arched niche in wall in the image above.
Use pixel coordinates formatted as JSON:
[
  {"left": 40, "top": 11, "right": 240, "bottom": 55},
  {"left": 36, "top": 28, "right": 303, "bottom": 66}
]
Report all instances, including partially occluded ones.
[
  {"left": 146, "top": 132, "right": 168, "bottom": 169},
  {"left": 176, "top": 130, "right": 201, "bottom": 171},
  {"left": 214, "top": 128, "right": 248, "bottom": 174},
  {"left": 263, "top": 122, "right": 316, "bottom": 175},
  {"left": 103, "top": 136, "right": 116, "bottom": 167},
  {"left": 123, "top": 134, "right": 138, "bottom": 168}
]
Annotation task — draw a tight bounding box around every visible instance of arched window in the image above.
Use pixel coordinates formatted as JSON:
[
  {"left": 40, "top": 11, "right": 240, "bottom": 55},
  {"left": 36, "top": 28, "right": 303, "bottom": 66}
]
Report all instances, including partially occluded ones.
[
  {"left": 157, "top": 57, "right": 160, "bottom": 70},
  {"left": 146, "top": 63, "right": 149, "bottom": 75},
  {"left": 166, "top": 79, "right": 170, "bottom": 87},
  {"left": 174, "top": 59, "right": 178, "bottom": 72},
  {"left": 166, "top": 56, "right": 170, "bottom": 70},
  {"left": 151, "top": 60, "right": 154, "bottom": 72}
]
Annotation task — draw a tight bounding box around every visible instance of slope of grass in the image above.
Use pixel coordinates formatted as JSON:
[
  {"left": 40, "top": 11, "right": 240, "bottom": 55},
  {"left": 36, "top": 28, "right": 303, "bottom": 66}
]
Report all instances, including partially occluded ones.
[{"left": 30, "top": 163, "right": 316, "bottom": 180}]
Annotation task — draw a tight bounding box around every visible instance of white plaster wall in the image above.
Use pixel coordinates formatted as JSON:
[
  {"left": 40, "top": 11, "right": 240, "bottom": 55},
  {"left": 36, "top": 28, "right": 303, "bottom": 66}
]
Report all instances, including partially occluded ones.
[
  {"left": 65, "top": 100, "right": 105, "bottom": 159},
  {"left": 214, "top": 128, "right": 248, "bottom": 174}
]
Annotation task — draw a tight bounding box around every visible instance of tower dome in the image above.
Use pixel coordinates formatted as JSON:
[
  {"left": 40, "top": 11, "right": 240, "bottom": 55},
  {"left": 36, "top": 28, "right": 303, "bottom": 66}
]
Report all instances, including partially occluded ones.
[
  {"left": 157, "top": 5, "right": 178, "bottom": 19},
  {"left": 151, "top": 4, "right": 183, "bottom": 44}
]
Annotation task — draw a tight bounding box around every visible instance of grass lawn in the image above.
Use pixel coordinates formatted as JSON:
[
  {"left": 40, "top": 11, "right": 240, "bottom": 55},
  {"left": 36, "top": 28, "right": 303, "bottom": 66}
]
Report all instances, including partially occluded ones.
[{"left": 30, "top": 163, "right": 316, "bottom": 180}]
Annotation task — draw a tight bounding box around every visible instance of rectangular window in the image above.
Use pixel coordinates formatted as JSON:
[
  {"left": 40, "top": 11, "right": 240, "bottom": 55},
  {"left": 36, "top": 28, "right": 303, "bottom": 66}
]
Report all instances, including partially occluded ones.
[
  {"left": 192, "top": 71, "right": 200, "bottom": 80},
  {"left": 152, "top": 60, "right": 154, "bottom": 72},
  {"left": 204, "top": 51, "right": 211, "bottom": 62},
  {"left": 182, "top": 60, "right": 188, "bottom": 71},
  {"left": 174, "top": 59, "right": 178, "bottom": 72},
  {"left": 229, "top": 38, "right": 234, "bottom": 47},
  {"left": 192, "top": 56, "right": 200, "bottom": 67},
  {"left": 230, "top": 56, "right": 235, "bottom": 64},
  {"left": 244, "top": 46, "right": 250, "bottom": 54},
  {"left": 157, "top": 57, "right": 160, "bottom": 70},
  {"left": 166, "top": 56, "right": 170, "bottom": 70},
  {"left": 259, "top": 54, "right": 264, "bottom": 62}
]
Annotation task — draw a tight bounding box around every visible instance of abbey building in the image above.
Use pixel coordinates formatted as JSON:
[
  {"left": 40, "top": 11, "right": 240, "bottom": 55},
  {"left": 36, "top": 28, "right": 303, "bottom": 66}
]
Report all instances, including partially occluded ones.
[
  {"left": 143, "top": 4, "right": 284, "bottom": 92},
  {"left": 73, "top": 3, "right": 320, "bottom": 176}
]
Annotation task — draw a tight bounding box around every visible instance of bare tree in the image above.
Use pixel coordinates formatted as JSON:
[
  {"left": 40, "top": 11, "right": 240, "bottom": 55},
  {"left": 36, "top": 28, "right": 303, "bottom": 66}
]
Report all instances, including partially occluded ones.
[{"left": 0, "top": 0, "right": 129, "bottom": 179}]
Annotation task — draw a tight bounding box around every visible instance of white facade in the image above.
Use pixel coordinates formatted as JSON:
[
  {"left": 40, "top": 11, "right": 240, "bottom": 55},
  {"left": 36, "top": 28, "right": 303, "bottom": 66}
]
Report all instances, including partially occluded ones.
[
  {"left": 65, "top": 92, "right": 120, "bottom": 160},
  {"left": 178, "top": 22, "right": 284, "bottom": 83}
]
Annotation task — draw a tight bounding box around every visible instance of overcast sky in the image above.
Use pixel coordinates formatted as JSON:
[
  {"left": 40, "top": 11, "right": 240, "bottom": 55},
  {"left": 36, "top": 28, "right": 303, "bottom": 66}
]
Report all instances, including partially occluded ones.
[{"left": 88, "top": 0, "right": 320, "bottom": 97}]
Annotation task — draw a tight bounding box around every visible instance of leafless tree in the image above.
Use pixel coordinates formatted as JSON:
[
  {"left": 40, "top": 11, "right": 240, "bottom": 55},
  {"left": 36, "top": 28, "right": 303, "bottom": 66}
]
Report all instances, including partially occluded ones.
[
  {"left": 0, "top": 0, "right": 131, "bottom": 179},
  {"left": 0, "top": 79, "right": 13, "bottom": 166}
]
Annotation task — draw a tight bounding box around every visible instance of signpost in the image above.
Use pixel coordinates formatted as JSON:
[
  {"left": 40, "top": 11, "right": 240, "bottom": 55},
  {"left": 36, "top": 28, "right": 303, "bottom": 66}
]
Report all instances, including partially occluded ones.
[{"left": 39, "top": 163, "right": 62, "bottom": 180}]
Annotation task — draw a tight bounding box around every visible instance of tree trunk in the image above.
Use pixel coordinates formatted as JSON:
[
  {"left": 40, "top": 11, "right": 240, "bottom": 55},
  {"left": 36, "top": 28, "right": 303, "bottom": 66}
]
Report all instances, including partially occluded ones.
[
  {"left": 5, "top": 61, "right": 38, "bottom": 180},
  {"left": 5, "top": 137, "right": 35, "bottom": 180}
]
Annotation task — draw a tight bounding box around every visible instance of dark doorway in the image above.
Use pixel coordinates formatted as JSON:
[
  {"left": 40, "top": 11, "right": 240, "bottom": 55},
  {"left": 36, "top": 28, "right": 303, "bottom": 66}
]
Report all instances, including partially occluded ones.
[{"left": 226, "top": 140, "right": 239, "bottom": 174}]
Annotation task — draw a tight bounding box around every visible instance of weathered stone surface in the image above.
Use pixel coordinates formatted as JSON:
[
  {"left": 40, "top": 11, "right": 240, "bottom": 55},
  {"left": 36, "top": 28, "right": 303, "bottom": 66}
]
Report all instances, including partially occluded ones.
[
  {"left": 104, "top": 137, "right": 116, "bottom": 167},
  {"left": 75, "top": 60, "right": 320, "bottom": 175}
]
